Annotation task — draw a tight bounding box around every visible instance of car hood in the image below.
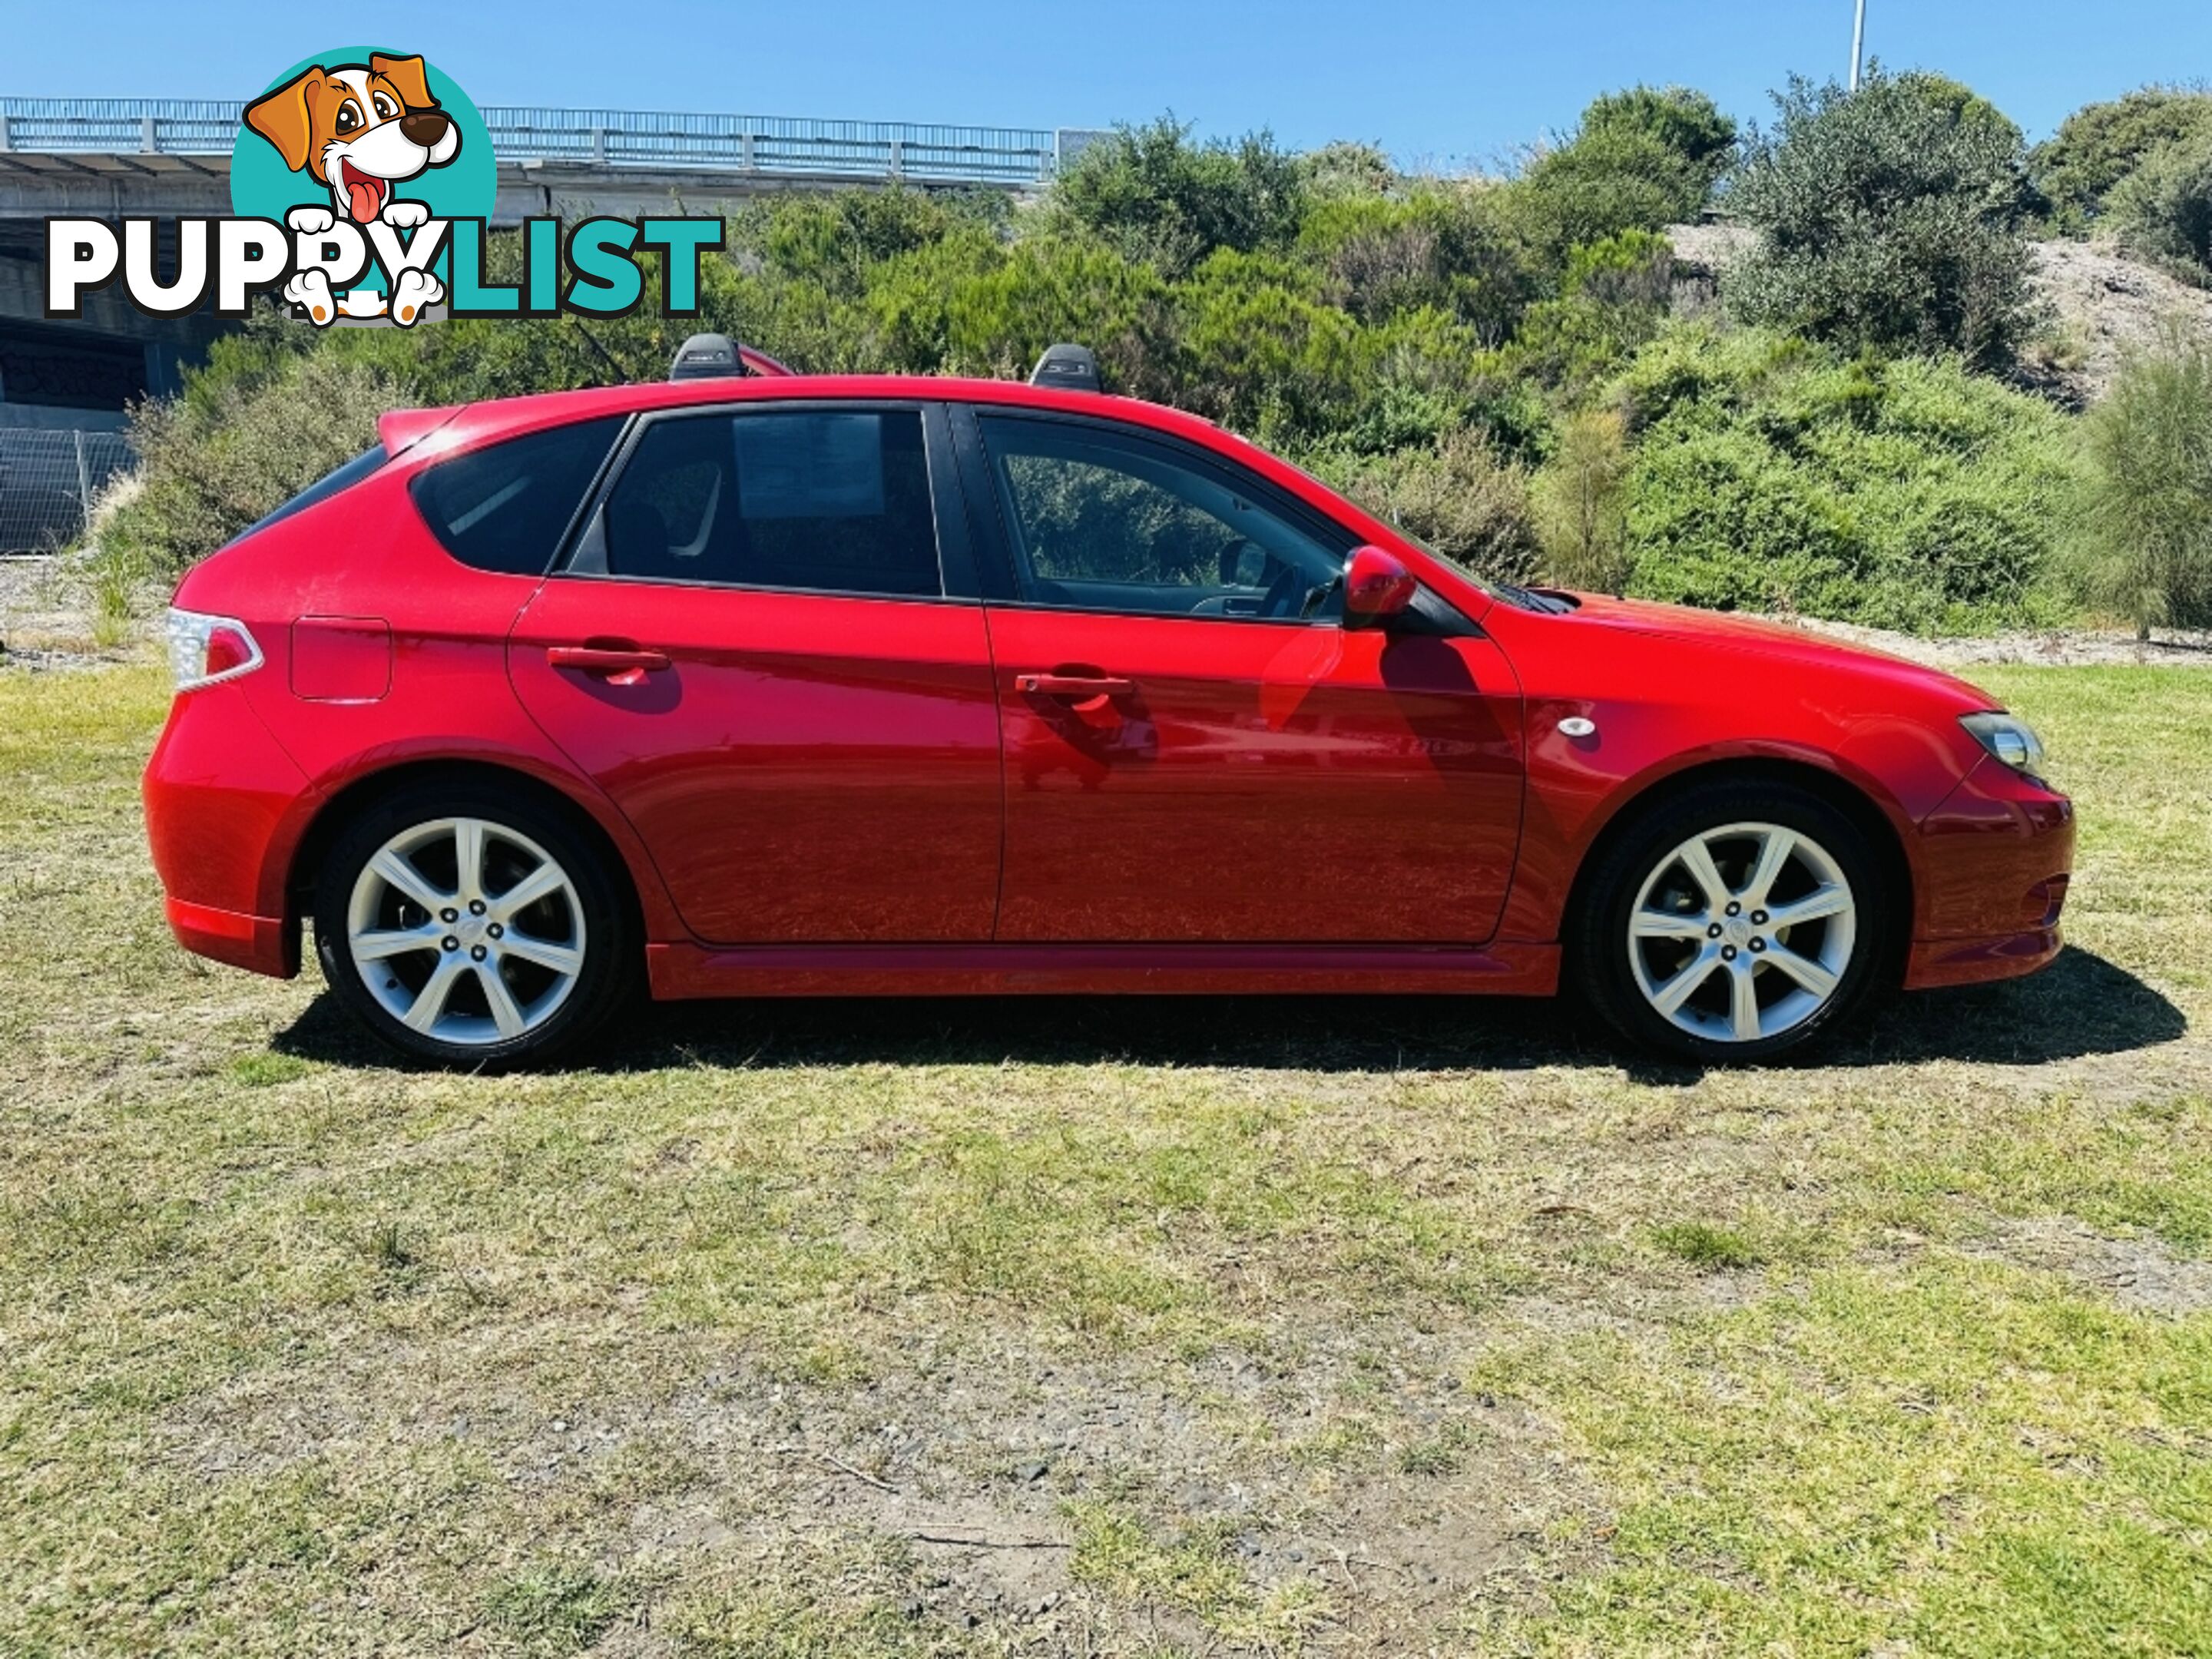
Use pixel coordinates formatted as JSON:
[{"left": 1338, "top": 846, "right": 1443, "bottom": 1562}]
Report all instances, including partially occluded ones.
[{"left": 1541, "top": 591, "right": 1998, "bottom": 711}]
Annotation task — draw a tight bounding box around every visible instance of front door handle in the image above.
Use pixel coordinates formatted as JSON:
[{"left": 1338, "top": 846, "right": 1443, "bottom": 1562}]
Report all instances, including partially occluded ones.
[
  {"left": 548, "top": 645, "right": 671, "bottom": 686},
  {"left": 1015, "top": 673, "right": 1136, "bottom": 698}
]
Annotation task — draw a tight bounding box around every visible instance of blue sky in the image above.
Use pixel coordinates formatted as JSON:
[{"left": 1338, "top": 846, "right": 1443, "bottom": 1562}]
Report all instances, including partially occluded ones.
[{"left": 10, "top": 1, "right": 2207, "bottom": 161}]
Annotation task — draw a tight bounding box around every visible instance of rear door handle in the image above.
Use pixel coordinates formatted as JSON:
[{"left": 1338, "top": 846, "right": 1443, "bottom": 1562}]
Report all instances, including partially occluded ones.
[
  {"left": 1015, "top": 673, "right": 1136, "bottom": 697},
  {"left": 548, "top": 645, "right": 671, "bottom": 684}
]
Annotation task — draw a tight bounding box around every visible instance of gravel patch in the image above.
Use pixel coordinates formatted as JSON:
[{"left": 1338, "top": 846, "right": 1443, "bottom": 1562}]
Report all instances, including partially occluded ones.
[
  {"left": 1771, "top": 613, "right": 2212, "bottom": 671},
  {"left": 1977, "top": 1217, "right": 2212, "bottom": 1316},
  {"left": 0, "top": 554, "right": 132, "bottom": 671}
]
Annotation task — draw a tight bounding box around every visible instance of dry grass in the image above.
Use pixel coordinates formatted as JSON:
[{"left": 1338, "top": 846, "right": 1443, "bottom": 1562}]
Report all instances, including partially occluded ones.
[{"left": 2, "top": 661, "right": 2207, "bottom": 1655}]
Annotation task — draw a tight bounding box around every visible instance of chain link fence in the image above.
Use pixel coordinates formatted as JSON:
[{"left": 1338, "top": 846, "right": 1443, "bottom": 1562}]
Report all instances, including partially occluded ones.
[{"left": 0, "top": 430, "right": 134, "bottom": 553}]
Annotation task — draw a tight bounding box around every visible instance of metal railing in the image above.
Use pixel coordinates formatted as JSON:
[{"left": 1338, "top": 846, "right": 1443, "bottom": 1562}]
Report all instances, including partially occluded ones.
[
  {"left": 0, "top": 97, "right": 1076, "bottom": 186},
  {"left": 0, "top": 429, "right": 134, "bottom": 554}
]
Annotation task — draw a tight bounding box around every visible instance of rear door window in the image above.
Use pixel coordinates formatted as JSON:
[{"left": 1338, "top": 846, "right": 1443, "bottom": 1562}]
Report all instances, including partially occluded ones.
[
  {"left": 411, "top": 417, "right": 625, "bottom": 575},
  {"left": 589, "top": 408, "right": 942, "bottom": 598}
]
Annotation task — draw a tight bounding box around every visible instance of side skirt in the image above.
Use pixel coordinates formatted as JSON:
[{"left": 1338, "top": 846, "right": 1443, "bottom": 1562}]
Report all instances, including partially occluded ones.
[{"left": 645, "top": 941, "right": 1561, "bottom": 1001}]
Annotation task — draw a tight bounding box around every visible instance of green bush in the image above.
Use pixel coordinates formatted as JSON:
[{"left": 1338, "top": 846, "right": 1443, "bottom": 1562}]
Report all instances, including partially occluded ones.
[
  {"left": 1298, "top": 141, "right": 1397, "bottom": 201},
  {"left": 2109, "top": 127, "right": 2212, "bottom": 280},
  {"left": 1295, "top": 186, "right": 1529, "bottom": 338},
  {"left": 2064, "top": 323, "right": 2212, "bottom": 637},
  {"left": 1615, "top": 325, "right": 2081, "bottom": 632},
  {"left": 1726, "top": 70, "right": 2038, "bottom": 368},
  {"left": 1306, "top": 430, "right": 1540, "bottom": 584},
  {"left": 744, "top": 187, "right": 1003, "bottom": 295},
  {"left": 1498, "top": 88, "right": 1736, "bottom": 274},
  {"left": 1580, "top": 85, "right": 1739, "bottom": 191},
  {"left": 97, "top": 349, "right": 397, "bottom": 586},
  {"left": 1504, "top": 128, "right": 1701, "bottom": 270},
  {"left": 2031, "top": 88, "right": 2212, "bottom": 233},
  {"left": 1047, "top": 118, "right": 1306, "bottom": 278},
  {"left": 1498, "top": 230, "right": 1674, "bottom": 399},
  {"left": 1533, "top": 407, "right": 1633, "bottom": 591},
  {"left": 1170, "top": 250, "right": 1365, "bottom": 443}
]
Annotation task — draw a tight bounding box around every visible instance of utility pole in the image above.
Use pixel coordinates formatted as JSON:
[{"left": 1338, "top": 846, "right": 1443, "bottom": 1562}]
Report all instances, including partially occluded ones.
[{"left": 1849, "top": 0, "right": 1867, "bottom": 91}]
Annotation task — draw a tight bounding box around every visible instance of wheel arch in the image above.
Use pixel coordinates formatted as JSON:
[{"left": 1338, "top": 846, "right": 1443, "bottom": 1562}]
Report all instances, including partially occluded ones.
[
  {"left": 1561, "top": 755, "right": 1916, "bottom": 982},
  {"left": 283, "top": 758, "right": 654, "bottom": 947}
]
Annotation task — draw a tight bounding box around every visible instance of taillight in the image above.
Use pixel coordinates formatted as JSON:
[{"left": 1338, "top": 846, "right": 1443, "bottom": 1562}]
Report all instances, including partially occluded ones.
[{"left": 165, "top": 608, "right": 264, "bottom": 691}]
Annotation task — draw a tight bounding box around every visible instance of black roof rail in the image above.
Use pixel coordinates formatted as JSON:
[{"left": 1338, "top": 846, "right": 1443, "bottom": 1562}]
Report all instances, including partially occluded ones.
[
  {"left": 669, "top": 333, "right": 795, "bottom": 381},
  {"left": 1029, "top": 343, "right": 1101, "bottom": 393}
]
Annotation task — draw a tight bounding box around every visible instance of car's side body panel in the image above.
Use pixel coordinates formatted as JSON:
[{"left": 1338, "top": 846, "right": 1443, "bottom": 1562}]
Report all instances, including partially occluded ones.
[
  {"left": 981, "top": 607, "right": 1525, "bottom": 942},
  {"left": 642, "top": 939, "right": 1560, "bottom": 999},
  {"left": 144, "top": 372, "right": 2074, "bottom": 1007},
  {"left": 148, "top": 455, "right": 693, "bottom": 971},
  {"left": 1445, "top": 591, "right": 2076, "bottom": 974},
  {"left": 508, "top": 578, "right": 1005, "bottom": 943}
]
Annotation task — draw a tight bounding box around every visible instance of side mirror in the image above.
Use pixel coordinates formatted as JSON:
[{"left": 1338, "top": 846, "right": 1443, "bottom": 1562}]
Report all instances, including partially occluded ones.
[{"left": 1342, "top": 545, "right": 1417, "bottom": 628}]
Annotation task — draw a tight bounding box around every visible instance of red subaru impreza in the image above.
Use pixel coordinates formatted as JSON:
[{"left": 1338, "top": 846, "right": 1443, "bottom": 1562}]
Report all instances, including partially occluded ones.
[{"left": 144, "top": 343, "right": 2073, "bottom": 1068}]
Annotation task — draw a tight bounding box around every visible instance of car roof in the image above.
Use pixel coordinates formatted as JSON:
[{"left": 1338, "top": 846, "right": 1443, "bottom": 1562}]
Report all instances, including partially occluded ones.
[
  {"left": 376, "top": 373, "right": 1433, "bottom": 599},
  {"left": 386, "top": 374, "right": 1257, "bottom": 472}
]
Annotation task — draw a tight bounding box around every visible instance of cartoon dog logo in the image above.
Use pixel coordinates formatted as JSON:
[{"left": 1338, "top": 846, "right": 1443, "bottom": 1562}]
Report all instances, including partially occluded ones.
[{"left": 244, "top": 54, "right": 458, "bottom": 323}]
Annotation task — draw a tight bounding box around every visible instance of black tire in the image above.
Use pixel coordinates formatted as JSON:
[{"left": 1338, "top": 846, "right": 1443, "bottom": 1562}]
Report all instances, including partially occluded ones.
[
  {"left": 313, "top": 778, "right": 638, "bottom": 1069},
  {"left": 1570, "top": 780, "right": 1891, "bottom": 1065}
]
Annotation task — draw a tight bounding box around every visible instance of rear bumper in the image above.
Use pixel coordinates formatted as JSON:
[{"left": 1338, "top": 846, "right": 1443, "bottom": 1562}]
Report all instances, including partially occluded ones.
[
  {"left": 1903, "top": 757, "right": 2075, "bottom": 992},
  {"left": 143, "top": 681, "right": 310, "bottom": 979},
  {"left": 164, "top": 896, "right": 298, "bottom": 979}
]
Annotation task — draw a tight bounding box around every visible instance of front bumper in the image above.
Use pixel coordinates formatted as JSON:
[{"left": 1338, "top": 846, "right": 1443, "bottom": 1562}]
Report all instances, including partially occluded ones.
[{"left": 1902, "top": 756, "right": 2075, "bottom": 992}]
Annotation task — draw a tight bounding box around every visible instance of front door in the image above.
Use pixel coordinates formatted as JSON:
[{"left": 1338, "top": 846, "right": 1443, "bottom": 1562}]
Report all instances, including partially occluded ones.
[
  {"left": 966, "top": 411, "right": 1525, "bottom": 944},
  {"left": 508, "top": 403, "right": 1003, "bottom": 944}
]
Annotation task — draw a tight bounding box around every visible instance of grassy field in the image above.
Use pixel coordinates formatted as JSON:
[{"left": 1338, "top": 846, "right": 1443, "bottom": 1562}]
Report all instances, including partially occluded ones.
[{"left": 2, "top": 661, "right": 2208, "bottom": 1657}]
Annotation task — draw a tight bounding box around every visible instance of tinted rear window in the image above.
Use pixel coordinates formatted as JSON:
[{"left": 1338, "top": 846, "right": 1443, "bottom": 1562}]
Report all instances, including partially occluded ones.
[
  {"left": 598, "top": 409, "right": 941, "bottom": 596},
  {"left": 411, "top": 417, "right": 624, "bottom": 575}
]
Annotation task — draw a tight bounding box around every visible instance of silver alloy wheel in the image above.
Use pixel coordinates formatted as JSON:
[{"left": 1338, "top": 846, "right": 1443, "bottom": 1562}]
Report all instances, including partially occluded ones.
[
  {"left": 346, "top": 816, "right": 587, "bottom": 1047},
  {"left": 1626, "top": 820, "right": 1857, "bottom": 1045}
]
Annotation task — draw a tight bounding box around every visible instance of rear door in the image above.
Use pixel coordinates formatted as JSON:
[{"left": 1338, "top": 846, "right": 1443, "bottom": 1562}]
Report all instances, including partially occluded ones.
[
  {"left": 959, "top": 408, "right": 1525, "bottom": 945},
  {"left": 507, "top": 402, "right": 1004, "bottom": 944}
]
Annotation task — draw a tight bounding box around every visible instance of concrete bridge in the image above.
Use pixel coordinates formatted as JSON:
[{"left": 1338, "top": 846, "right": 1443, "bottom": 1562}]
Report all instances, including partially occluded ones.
[
  {"left": 0, "top": 98, "right": 1097, "bottom": 220},
  {"left": 0, "top": 98, "right": 1104, "bottom": 454}
]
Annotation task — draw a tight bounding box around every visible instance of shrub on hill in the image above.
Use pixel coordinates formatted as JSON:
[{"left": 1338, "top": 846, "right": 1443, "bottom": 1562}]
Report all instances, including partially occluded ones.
[
  {"left": 1306, "top": 430, "right": 1541, "bottom": 584},
  {"left": 1532, "top": 407, "right": 1633, "bottom": 593},
  {"left": 2032, "top": 88, "right": 2212, "bottom": 233},
  {"left": 2109, "top": 127, "right": 2212, "bottom": 282},
  {"left": 1295, "top": 186, "right": 1529, "bottom": 338},
  {"left": 99, "top": 349, "right": 396, "bottom": 581},
  {"left": 1614, "top": 325, "right": 2081, "bottom": 633},
  {"left": 1725, "top": 70, "right": 2038, "bottom": 369},
  {"left": 2064, "top": 323, "right": 2212, "bottom": 637},
  {"left": 1504, "top": 120, "right": 1710, "bottom": 270},
  {"left": 1045, "top": 118, "right": 1306, "bottom": 279}
]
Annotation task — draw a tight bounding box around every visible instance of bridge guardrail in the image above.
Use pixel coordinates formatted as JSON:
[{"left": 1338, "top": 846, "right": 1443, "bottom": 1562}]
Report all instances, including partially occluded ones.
[{"left": 0, "top": 98, "right": 1079, "bottom": 186}]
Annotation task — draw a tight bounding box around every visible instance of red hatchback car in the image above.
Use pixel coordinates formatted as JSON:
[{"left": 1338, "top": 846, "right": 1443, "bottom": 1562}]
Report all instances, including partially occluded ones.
[{"left": 144, "top": 343, "right": 2074, "bottom": 1067}]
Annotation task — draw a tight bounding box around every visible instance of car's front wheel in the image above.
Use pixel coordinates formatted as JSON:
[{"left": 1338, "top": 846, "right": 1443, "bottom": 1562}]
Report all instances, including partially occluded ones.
[
  {"left": 313, "top": 781, "right": 636, "bottom": 1068},
  {"left": 1573, "top": 781, "right": 1889, "bottom": 1064}
]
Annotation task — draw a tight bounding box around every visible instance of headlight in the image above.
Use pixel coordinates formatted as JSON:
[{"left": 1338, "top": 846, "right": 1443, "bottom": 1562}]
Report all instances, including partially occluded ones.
[{"left": 1960, "top": 710, "right": 2045, "bottom": 776}]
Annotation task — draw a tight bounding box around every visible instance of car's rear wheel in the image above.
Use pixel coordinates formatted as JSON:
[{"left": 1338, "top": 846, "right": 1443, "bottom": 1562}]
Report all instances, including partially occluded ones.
[
  {"left": 313, "top": 781, "right": 636, "bottom": 1068},
  {"left": 1573, "top": 781, "right": 1889, "bottom": 1064}
]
